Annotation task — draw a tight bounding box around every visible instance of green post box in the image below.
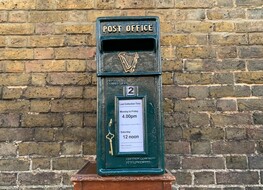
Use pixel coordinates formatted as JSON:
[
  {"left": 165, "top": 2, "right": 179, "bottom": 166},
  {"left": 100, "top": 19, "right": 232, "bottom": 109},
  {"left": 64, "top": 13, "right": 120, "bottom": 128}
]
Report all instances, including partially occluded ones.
[{"left": 96, "top": 16, "right": 164, "bottom": 176}]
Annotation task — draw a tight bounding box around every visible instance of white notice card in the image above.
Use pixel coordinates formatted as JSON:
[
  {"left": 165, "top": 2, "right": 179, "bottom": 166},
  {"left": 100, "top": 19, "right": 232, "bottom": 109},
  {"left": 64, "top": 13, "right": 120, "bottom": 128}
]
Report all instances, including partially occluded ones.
[{"left": 118, "top": 99, "right": 144, "bottom": 153}]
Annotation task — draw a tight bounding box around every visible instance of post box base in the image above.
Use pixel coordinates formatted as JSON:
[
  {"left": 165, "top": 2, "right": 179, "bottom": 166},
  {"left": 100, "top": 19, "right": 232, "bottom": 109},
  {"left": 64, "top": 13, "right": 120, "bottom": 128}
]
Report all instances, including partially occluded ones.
[{"left": 71, "top": 161, "right": 176, "bottom": 190}]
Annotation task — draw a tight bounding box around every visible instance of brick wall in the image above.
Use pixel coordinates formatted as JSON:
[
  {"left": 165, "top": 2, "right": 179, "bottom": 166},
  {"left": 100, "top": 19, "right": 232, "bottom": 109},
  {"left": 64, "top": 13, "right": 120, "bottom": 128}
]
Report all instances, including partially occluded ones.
[{"left": 0, "top": 0, "right": 262, "bottom": 189}]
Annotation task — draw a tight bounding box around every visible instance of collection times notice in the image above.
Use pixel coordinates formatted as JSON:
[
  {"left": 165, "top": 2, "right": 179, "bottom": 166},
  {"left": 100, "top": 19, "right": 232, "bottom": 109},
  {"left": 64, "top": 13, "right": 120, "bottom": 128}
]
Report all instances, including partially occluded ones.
[{"left": 118, "top": 99, "right": 144, "bottom": 153}]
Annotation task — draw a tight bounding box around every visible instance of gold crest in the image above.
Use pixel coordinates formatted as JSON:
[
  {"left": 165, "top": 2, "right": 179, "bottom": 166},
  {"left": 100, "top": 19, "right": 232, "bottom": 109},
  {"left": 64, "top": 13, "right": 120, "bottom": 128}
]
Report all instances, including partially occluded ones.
[{"left": 118, "top": 52, "right": 139, "bottom": 73}]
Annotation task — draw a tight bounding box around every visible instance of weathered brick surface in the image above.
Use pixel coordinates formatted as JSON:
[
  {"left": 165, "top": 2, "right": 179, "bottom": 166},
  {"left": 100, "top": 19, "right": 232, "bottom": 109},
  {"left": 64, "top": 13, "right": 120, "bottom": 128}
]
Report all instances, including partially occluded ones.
[
  {"left": 0, "top": 143, "right": 17, "bottom": 157},
  {"left": 183, "top": 127, "right": 224, "bottom": 141},
  {"left": 191, "top": 141, "right": 211, "bottom": 154},
  {"left": 216, "top": 99, "right": 237, "bottom": 111},
  {"left": 211, "top": 113, "right": 252, "bottom": 126},
  {"left": 226, "top": 156, "right": 248, "bottom": 169},
  {"left": 216, "top": 172, "right": 259, "bottom": 185},
  {"left": 247, "top": 128, "right": 263, "bottom": 140},
  {"left": 165, "top": 141, "right": 190, "bottom": 154},
  {"left": 0, "top": 158, "right": 30, "bottom": 171},
  {"left": 248, "top": 156, "right": 263, "bottom": 169},
  {"left": 165, "top": 155, "right": 180, "bottom": 170},
  {"left": 182, "top": 157, "right": 225, "bottom": 169},
  {"left": 18, "top": 172, "right": 62, "bottom": 186},
  {"left": 53, "top": 157, "right": 87, "bottom": 170},
  {"left": 32, "top": 158, "right": 51, "bottom": 170},
  {"left": 194, "top": 172, "right": 215, "bottom": 185},
  {"left": 238, "top": 98, "right": 263, "bottom": 111},
  {"left": 56, "top": 127, "right": 96, "bottom": 142},
  {"left": 0, "top": 128, "right": 34, "bottom": 142},
  {"left": 173, "top": 171, "right": 192, "bottom": 185},
  {"left": 22, "top": 113, "right": 63, "bottom": 127},
  {"left": 83, "top": 141, "right": 96, "bottom": 155},
  {"left": 226, "top": 128, "right": 246, "bottom": 140},
  {"left": 0, "top": 0, "right": 262, "bottom": 189},
  {"left": 0, "top": 113, "right": 20, "bottom": 127},
  {"left": 0, "top": 173, "right": 17, "bottom": 186},
  {"left": 212, "top": 141, "right": 256, "bottom": 154},
  {"left": 19, "top": 142, "right": 60, "bottom": 156}
]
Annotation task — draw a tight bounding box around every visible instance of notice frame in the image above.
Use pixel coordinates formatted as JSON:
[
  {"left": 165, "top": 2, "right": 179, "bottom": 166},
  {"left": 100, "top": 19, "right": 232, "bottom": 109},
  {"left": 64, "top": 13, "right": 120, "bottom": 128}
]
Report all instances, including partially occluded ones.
[{"left": 115, "top": 96, "right": 147, "bottom": 156}]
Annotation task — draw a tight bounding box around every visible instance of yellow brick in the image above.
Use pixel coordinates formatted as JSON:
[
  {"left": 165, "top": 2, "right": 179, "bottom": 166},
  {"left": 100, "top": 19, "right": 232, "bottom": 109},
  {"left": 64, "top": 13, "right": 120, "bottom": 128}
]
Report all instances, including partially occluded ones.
[
  {"left": 31, "top": 73, "right": 47, "bottom": 86},
  {"left": 249, "top": 33, "right": 263, "bottom": 45},
  {"left": 163, "top": 72, "right": 174, "bottom": 85},
  {"left": 175, "top": 0, "right": 214, "bottom": 8},
  {"left": 91, "top": 73, "right": 97, "bottom": 85},
  {"left": 0, "top": 24, "right": 34, "bottom": 34},
  {"left": 214, "top": 22, "right": 235, "bottom": 32},
  {"left": 0, "top": 11, "right": 7, "bottom": 22},
  {"left": 207, "top": 8, "right": 245, "bottom": 20},
  {"left": 35, "top": 23, "right": 54, "bottom": 34},
  {"left": 0, "top": 0, "right": 35, "bottom": 10},
  {"left": 63, "top": 87, "right": 83, "bottom": 98},
  {"left": 24, "top": 87, "right": 62, "bottom": 99},
  {"left": 25, "top": 60, "right": 66, "bottom": 72},
  {"left": 210, "top": 34, "right": 248, "bottom": 45},
  {"left": 160, "top": 22, "right": 174, "bottom": 33},
  {"left": 162, "top": 60, "right": 183, "bottom": 72},
  {"left": 175, "top": 73, "right": 214, "bottom": 85},
  {"left": 29, "top": 11, "right": 69, "bottom": 23},
  {"left": 163, "top": 98, "right": 173, "bottom": 113},
  {"left": 177, "top": 46, "right": 215, "bottom": 59},
  {"left": 0, "top": 62, "right": 6, "bottom": 71},
  {"left": 155, "top": 9, "right": 205, "bottom": 22},
  {"left": 0, "top": 74, "right": 30, "bottom": 86},
  {"left": 8, "top": 36, "right": 28, "bottom": 47},
  {"left": 4, "top": 61, "right": 25, "bottom": 72},
  {"left": 236, "top": 72, "right": 263, "bottom": 84},
  {"left": 156, "top": 0, "right": 175, "bottom": 8},
  {"left": 68, "top": 11, "right": 87, "bottom": 22},
  {"left": 217, "top": 46, "right": 237, "bottom": 59},
  {"left": 55, "top": 47, "right": 95, "bottom": 59},
  {"left": 116, "top": 0, "right": 154, "bottom": 9},
  {"left": 161, "top": 46, "right": 176, "bottom": 59},
  {"left": 30, "top": 100, "right": 50, "bottom": 112},
  {"left": 34, "top": 48, "right": 54, "bottom": 60},
  {"left": 29, "top": 36, "right": 65, "bottom": 47},
  {"left": 175, "top": 22, "right": 213, "bottom": 33},
  {"left": 237, "top": 21, "right": 263, "bottom": 33},
  {"left": 66, "top": 35, "right": 87, "bottom": 46},
  {"left": 87, "top": 10, "right": 122, "bottom": 22},
  {"left": 147, "top": 10, "right": 176, "bottom": 22},
  {"left": 185, "top": 60, "right": 204, "bottom": 71},
  {"left": 0, "top": 36, "right": 6, "bottom": 47},
  {"left": 36, "top": 0, "right": 56, "bottom": 9},
  {"left": 96, "top": 0, "right": 115, "bottom": 9},
  {"left": 56, "top": 0, "right": 94, "bottom": 9},
  {"left": 3, "top": 87, "right": 23, "bottom": 99},
  {"left": 122, "top": 9, "right": 146, "bottom": 16},
  {"left": 176, "top": 9, "right": 206, "bottom": 21},
  {"left": 84, "top": 86, "right": 96, "bottom": 99},
  {"left": 55, "top": 24, "right": 94, "bottom": 34},
  {"left": 66, "top": 60, "right": 86, "bottom": 72},
  {"left": 216, "top": 0, "right": 234, "bottom": 7},
  {"left": 188, "top": 34, "right": 208, "bottom": 45},
  {"left": 87, "top": 60, "right": 96, "bottom": 72},
  {"left": 9, "top": 11, "right": 28, "bottom": 22},
  {"left": 0, "top": 49, "right": 33, "bottom": 60},
  {"left": 87, "top": 34, "right": 96, "bottom": 46},
  {"left": 161, "top": 34, "right": 188, "bottom": 46}
]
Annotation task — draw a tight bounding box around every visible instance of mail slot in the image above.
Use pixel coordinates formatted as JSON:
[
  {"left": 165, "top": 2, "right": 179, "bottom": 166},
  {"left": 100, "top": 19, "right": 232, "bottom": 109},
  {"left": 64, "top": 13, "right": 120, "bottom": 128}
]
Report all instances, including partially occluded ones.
[{"left": 96, "top": 16, "right": 164, "bottom": 176}]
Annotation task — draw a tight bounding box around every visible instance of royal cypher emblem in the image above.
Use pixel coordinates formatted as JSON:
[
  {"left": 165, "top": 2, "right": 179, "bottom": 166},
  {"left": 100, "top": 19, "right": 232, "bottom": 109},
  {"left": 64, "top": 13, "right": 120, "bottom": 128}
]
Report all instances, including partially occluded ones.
[{"left": 118, "top": 52, "right": 139, "bottom": 73}]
